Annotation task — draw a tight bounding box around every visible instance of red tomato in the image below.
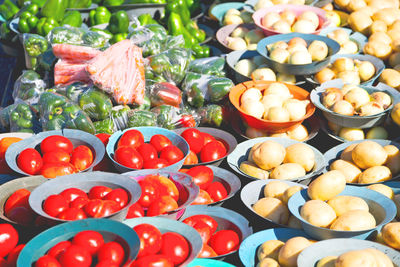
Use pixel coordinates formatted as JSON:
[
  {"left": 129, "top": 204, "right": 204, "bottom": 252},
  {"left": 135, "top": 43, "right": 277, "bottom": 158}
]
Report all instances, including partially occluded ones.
[
  {"left": 58, "top": 244, "right": 92, "bottom": 267},
  {"left": 201, "top": 132, "right": 215, "bottom": 146},
  {"left": 103, "top": 188, "right": 129, "bottom": 209},
  {"left": 181, "top": 128, "right": 204, "bottom": 154},
  {"left": 159, "top": 145, "right": 184, "bottom": 165},
  {"left": 35, "top": 255, "right": 61, "bottom": 267},
  {"left": 42, "top": 150, "right": 70, "bottom": 164},
  {"left": 187, "top": 166, "right": 214, "bottom": 190},
  {"left": 95, "top": 261, "right": 119, "bottom": 267},
  {"left": 47, "top": 241, "right": 71, "bottom": 259},
  {"left": 160, "top": 232, "right": 189, "bottom": 265},
  {"left": 88, "top": 186, "right": 112, "bottom": 200},
  {"left": 71, "top": 146, "right": 94, "bottom": 171},
  {"left": 114, "top": 146, "right": 143, "bottom": 169},
  {"left": 138, "top": 180, "right": 159, "bottom": 208},
  {"left": 96, "top": 133, "right": 111, "bottom": 146},
  {"left": 198, "top": 244, "right": 217, "bottom": 258},
  {"left": 72, "top": 230, "right": 104, "bottom": 255},
  {"left": 6, "top": 243, "right": 24, "bottom": 266},
  {"left": 40, "top": 162, "right": 75, "bottom": 179},
  {"left": 133, "top": 224, "right": 162, "bottom": 258},
  {"left": 117, "top": 130, "right": 144, "bottom": 149},
  {"left": 143, "top": 158, "right": 169, "bottom": 169},
  {"left": 149, "top": 135, "right": 172, "bottom": 152},
  {"left": 60, "top": 188, "right": 87, "bottom": 203},
  {"left": 183, "top": 150, "right": 198, "bottom": 165},
  {"left": 4, "top": 189, "right": 30, "bottom": 216},
  {"left": 192, "top": 189, "right": 213, "bottom": 205},
  {"left": 191, "top": 221, "right": 212, "bottom": 244},
  {"left": 97, "top": 242, "right": 125, "bottom": 265},
  {"left": 126, "top": 203, "right": 144, "bottom": 219},
  {"left": 70, "top": 196, "right": 89, "bottom": 209},
  {"left": 41, "top": 136, "right": 73, "bottom": 154},
  {"left": 43, "top": 195, "right": 68, "bottom": 217},
  {"left": 0, "top": 224, "right": 18, "bottom": 258},
  {"left": 136, "top": 143, "right": 158, "bottom": 162},
  {"left": 83, "top": 199, "right": 119, "bottom": 218},
  {"left": 147, "top": 196, "right": 178, "bottom": 217},
  {"left": 200, "top": 141, "right": 226, "bottom": 163},
  {"left": 6, "top": 205, "right": 35, "bottom": 225},
  {"left": 182, "top": 215, "right": 218, "bottom": 235},
  {"left": 57, "top": 208, "right": 87, "bottom": 220},
  {"left": 17, "top": 148, "right": 43, "bottom": 175},
  {"left": 208, "top": 230, "right": 239, "bottom": 255},
  {"left": 206, "top": 182, "right": 228, "bottom": 202},
  {"left": 144, "top": 175, "right": 179, "bottom": 201},
  {"left": 132, "top": 254, "right": 174, "bottom": 267}
]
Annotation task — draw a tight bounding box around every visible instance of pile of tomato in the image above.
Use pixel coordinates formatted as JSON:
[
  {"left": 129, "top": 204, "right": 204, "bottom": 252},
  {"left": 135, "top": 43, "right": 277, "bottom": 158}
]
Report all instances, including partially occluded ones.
[
  {"left": 131, "top": 223, "right": 190, "bottom": 267},
  {"left": 0, "top": 223, "right": 25, "bottom": 267},
  {"left": 114, "top": 130, "right": 185, "bottom": 170},
  {"left": 182, "top": 215, "right": 240, "bottom": 258},
  {"left": 42, "top": 186, "right": 129, "bottom": 220},
  {"left": 34, "top": 230, "right": 126, "bottom": 267},
  {"left": 179, "top": 129, "right": 227, "bottom": 165},
  {"left": 126, "top": 174, "right": 182, "bottom": 218},
  {"left": 17, "top": 135, "right": 94, "bottom": 178}
]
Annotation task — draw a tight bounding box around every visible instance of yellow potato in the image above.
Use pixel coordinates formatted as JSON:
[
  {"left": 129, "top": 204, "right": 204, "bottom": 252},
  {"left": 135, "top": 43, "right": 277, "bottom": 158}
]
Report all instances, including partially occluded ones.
[
  {"left": 358, "top": 166, "right": 392, "bottom": 184},
  {"left": 282, "top": 186, "right": 303, "bottom": 204},
  {"left": 257, "top": 258, "right": 280, "bottom": 267},
  {"left": 257, "top": 240, "right": 285, "bottom": 261},
  {"left": 284, "top": 143, "right": 315, "bottom": 172},
  {"left": 352, "top": 141, "right": 388, "bottom": 169},
  {"left": 250, "top": 141, "right": 286, "bottom": 170},
  {"left": 240, "top": 161, "right": 270, "bottom": 179},
  {"left": 307, "top": 171, "right": 346, "bottom": 201},
  {"left": 382, "top": 222, "right": 400, "bottom": 249},
  {"left": 270, "top": 163, "right": 306, "bottom": 180},
  {"left": 365, "top": 248, "right": 394, "bottom": 267},
  {"left": 316, "top": 256, "right": 337, "bottom": 267},
  {"left": 253, "top": 197, "right": 289, "bottom": 224},
  {"left": 340, "top": 144, "right": 357, "bottom": 162},
  {"left": 327, "top": 195, "right": 369, "bottom": 217},
  {"left": 379, "top": 69, "right": 400, "bottom": 89},
  {"left": 278, "top": 237, "right": 312, "bottom": 267},
  {"left": 330, "top": 159, "right": 362, "bottom": 183},
  {"left": 348, "top": 10, "right": 372, "bottom": 35},
  {"left": 384, "top": 145, "right": 400, "bottom": 175},
  {"left": 301, "top": 200, "right": 337, "bottom": 228},
  {"left": 330, "top": 210, "right": 376, "bottom": 231},
  {"left": 335, "top": 249, "right": 381, "bottom": 267},
  {"left": 264, "top": 180, "right": 290, "bottom": 200},
  {"left": 367, "top": 184, "right": 394, "bottom": 199}
]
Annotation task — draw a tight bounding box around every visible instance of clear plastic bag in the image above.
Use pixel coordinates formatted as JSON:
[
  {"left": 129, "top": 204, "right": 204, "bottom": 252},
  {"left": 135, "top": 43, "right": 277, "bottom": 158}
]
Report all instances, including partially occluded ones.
[
  {"left": 151, "top": 105, "right": 198, "bottom": 129},
  {"left": 64, "top": 82, "right": 92, "bottom": 103},
  {"left": 197, "top": 104, "right": 224, "bottom": 127},
  {"left": 127, "top": 109, "right": 157, "bottom": 128},
  {"left": 111, "top": 105, "right": 130, "bottom": 131},
  {"left": 78, "top": 87, "right": 113, "bottom": 121},
  {"left": 129, "top": 27, "right": 161, "bottom": 57},
  {"left": 9, "top": 101, "right": 39, "bottom": 133},
  {"left": 22, "top": 33, "right": 49, "bottom": 70},
  {"left": 188, "top": 57, "right": 226, "bottom": 77},
  {"left": 182, "top": 72, "right": 212, "bottom": 108},
  {"left": 0, "top": 104, "right": 17, "bottom": 132},
  {"left": 12, "top": 70, "right": 46, "bottom": 105},
  {"left": 48, "top": 26, "right": 108, "bottom": 48},
  {"left": 149, "top": 82, "right": 182, "bottom": 108}
]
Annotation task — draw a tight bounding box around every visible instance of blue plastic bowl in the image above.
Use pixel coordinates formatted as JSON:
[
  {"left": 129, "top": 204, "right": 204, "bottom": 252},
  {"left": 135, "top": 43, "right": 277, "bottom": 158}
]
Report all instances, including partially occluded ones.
[
  {"left": 384, "top": 181, "right": 400, "bottom": 194},
  {"left": 239, "top": 228, "right": 311, "bottom": 267},
  {"left": 210, "top": 2, "right": 247, "bottom": 24},
  {"left": 188, "top": 258, "right": 237, "bottom": 267},
  {"left": 257, "top": 33, "right": 340, "bottom": 75},
  {"left": 29, "top": 171, "right": 141, "bottom": 223},
  {"left": 227, "top": 137, "right": 325, "bottom": 182},
  {"left": 323, "top": 139, "right": 400, "bottom": 185},
  {"left": 17, "top": 218, "right": 140, "bottom": 267},
  {"left": 5, "top": 129, "right": 105, "bottom": 176},
  {"left": 124, "top": 217, "right": 203, "bottom": 265},
  {"left": 106, "top": 127, "right": 190, "bottom": 173},
  {"left": 288, "top": 186, "right": 397, "bottom": 240}
]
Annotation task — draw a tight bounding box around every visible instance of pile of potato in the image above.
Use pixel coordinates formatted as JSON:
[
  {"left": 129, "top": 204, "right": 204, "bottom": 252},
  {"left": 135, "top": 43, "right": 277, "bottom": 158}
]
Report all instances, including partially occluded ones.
[
  {"left": 326, "top": 29, "right": 360, "bottom": 54},
  {"left": 267, "top": 37, "right": 329, "bottom": 65},
  {"left": 379, "top": 69, "right": 400, "bottom": 91},
  {"left": 253, "top": 0, "right": 306, "bottom": 11},
  {"left": 223, "top": 8, "right": 253, "bottom": 25},
  {"left": 240, "top": 141, "right": 316, "bottom": 180},
  {"left": 262, "top": 9, "right": 321, "bottom": 33},
  {"left": 328, "top": 140, "right": 400, "bottom": 184},
  {"left": 327, "top": 121, "right": 389, "bottom": 141},
  {"left": 317, "top": 248, "right": 394, "bottom": 266},
  {"left": 245, "top": 123, "right": 310, "bottom": 141},
  {"left": 240, "top": 83, "right": 309, "bottom": 121},
  {"left": 226, "top": 28, "right": 264, "bottom": 51},
  {"left": 392, "top": 103, "right": 400, "bottom": 126},
  {"left": 321, "top": 85, "right": 391, "bottom": 116},
  {"left": 302, "top": 170, "right": 377, "bottom": 231},
  {"left": 315, "top": 57, "right": 376, "bottom": 84}
]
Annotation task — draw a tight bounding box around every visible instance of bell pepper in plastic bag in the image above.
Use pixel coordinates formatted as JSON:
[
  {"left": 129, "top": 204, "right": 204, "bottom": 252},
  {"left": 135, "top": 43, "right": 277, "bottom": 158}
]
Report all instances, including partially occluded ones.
[
  {"left": 9, "top": 103, "right": 36, "bottom": 133},
  {"left": 23, "top": 33, "right": 49, "bottom": 70},
  {"left": 0, "top": 104, "right": 17, "bottom": 132},
  {"left": 149, "top": 82, "right": 182, "bottom": 107},
  {"left": 127, "top": 109, "right": 157, "bottom": 128},
  {"left": 94, "top": 118, "right": 115, "bottom": 134},
  {"left": 79, "top": 88, "right": 112, "bottom": 121},
  {"left": 12, "top": 70, "right": 46, "bottom": 104},
  {"left": 65, "top": 82, "right": 91, "bottom": 102},
  {"left": 111, "top": 105, "right": 130, "bottom": 131},
  {"left": 198, "top": 104, "right": 223, "bottom": 127},
  {"left": 48, "top": 26, "right": 84, "bottom": 45},
  {"left": 182, "top": 72, "right": 209, "bottom": 108},
  {"left": 189, "top": 57, "right": 226, "bottom": 77},
  {"left": 151, "top": 105, "right": 197, "bottom": 129},
  {"left": 207, "top": 77, "right": 234, "bottom": 103}
]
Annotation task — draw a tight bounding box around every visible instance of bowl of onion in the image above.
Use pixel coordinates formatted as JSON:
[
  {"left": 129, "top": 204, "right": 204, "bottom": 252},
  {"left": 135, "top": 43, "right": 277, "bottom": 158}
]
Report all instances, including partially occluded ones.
[
  {"left": 229, "top": 80, "right": 315, "bottom": 132},
  {"left": 216, "top": 23, "right": 260, "bottom": 52}
]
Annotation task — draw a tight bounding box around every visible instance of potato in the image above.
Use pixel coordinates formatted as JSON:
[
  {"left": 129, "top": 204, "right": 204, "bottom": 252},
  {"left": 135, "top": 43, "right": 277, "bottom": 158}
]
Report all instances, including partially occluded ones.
[
  {"left": 257, "top": 258, "right": 280, "bottom": 267},
  {"left": 301, "top": 200, "right": 337, "bottom": 227},
  {"left": 335, "top": 249, "right": 381, "bottom": 267},
  {"left": 352, "top": 141, "right": 388, "bottom": 169},
  {"left": 264, "top": 180, "right": 290, "bottom": 200},
  {"left": 340, "top": 144, "right": 357, "bottom": 162},
  {"left": 284, "top": 143, "right": 315, "bottom": 172},
  {"left": 282, "top": 186, "right": 303, "bottom": 204},
  {"left": 367, "top": 184, "right": 394, "bottom": 199},
  {"left": 372, "top": 9, "right": 400, "bottom": 26},
  {"left": 316, "top": 256, "right": 337, "bottom": 267},
  {"left": 257, "top": 240, "right": 285, "bottom": 261},
  {"left": 348, "top": 11, "right": 372, "bottom": 35},
  {"left": 364, "top": 41, "right": 392, "bottom": 60},
  {"left": 253, "top": 197, "right": 289, "bottom": 224},
  {"left": 270, "top": 163, "right": 306, "bottom": 180},
  {"left": 287, "top": 215, "right": 302, "bottom": 229},
  {"left": 287, "top": 124, "right": 309, "bottom": 142},
  {"left": 369, "top": 32, "right": 392, "bottom": 45},
  {"left": 308, "top": 171, "right": 346, "bottom": 201},
  {"left": 251, "top": 141, "right": 286, "bottom": 170},
  {"left": 384, "top": 145, "right": 400, "bottom": 175},
  {"left": 365, "top": 248, "right": 394, "bottom": 267},
  {"left": 240, "top": 161, "right": 270, "bottom": 179},
  {"left": 382, "top": 222, "right": 400, "bottom": 249},
  {"left": 358, "top": 165, "right": 392, "bottom": 184},
  {"left": 330, "top": 159, "right": 362, "bottom": 183},
  {"left": 278, "top": 237, "right": 312, "bottom": 267},
  {"left": 327, "top": 195, "right": 369, "bottom": 217},
  {"left": 330, "top": 210, "right": 376, "bottom": 231},
  {"left": 379, "top": 69, "right": 400, "bottom": 89}
]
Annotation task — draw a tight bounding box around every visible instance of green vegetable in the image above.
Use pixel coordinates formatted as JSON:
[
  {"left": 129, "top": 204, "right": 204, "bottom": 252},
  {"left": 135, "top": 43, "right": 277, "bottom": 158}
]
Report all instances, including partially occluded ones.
[
  {"left": 186, "top": 21, "right": 205, "bottom": 43},
  {"left": 207, "top": 77, "right": 234, "bottom": 103},
  {"left": 10, "top": 103, "right": 34, "bottom": 133},
  {"left": 18, "top": 0, "right": 46, "bottom": 8},
  {"left": 23, "top": 34, "right": 48, "bottom": 57},
  {"left": 103, "top": 0, "right": 124, "bottom": 5},
  {"left": 191, "top": 44, "right": 210, "bottom": 58},
  {"left": 111, "top": 105, "right": 130, "bottom": 130},
  {"left": 110, "top": 32, "right": 127, "bottom": 44},
  {"left": 40, "top": 0, "right": 68, "bottom": 22},
  {"left": 94, "top": 118, "right": 114, "bottom": 134},
  {"left": 48, "top": 26, "right": 84, "bottom": 44},
  {"left": 189, "top": 57, "right": 226, "bottom": 76},
  {"left": 61, "top": 10, "right": 82, "bottom": 27},
  {"left": 131, "top": 95, "right": 151, "bottom": 110},
  {"left": 90, "top": 28, "right": 113, "bottom": 41},
  {"left": 66, "top": 82, "right": 90, "bottom": 102},
  {"left": 127, "top": 109, "right": 157, "bottom": 128},
  {"left": 37, "top": 49, "right": 56, "bottom": 72},
  {"left": 198, "top": 104, "right": 223, "bottom": 127},
  {"left": 145, "top": 24, "right": 167, "bottom": 41},
  {"left": 126, "top": 0, "right": 165, "bottom": 3},
  {"left": 0, "top": 0, "right": 19, "bottom": 20},
  {"left": 82, "top": 31, "right": 107, "bottom": 47},
  {"left": 18, "top": 12, "right": 39, "bottom": 33},
  {"left": 186, "top": 0, "right": 199, "bottom": 13},
  {"left": 36, "top": 17, "right": 59, "bottom": 36},
  {"left": 138, "top": 14, "right": 158, "bottom": 26},
  {"left": 168, "top": 12, "right": 196, "bottom": 48},
  {"left": 13, "top": 70, "right": 46, "bottom": 101},
  {"left": 79, "top": 88, "right": 112, "bottom": 120},
  {"left": 63, "top": 104, "right": 95, "bottom": 134},
  {"left": 67, "top": 0, "right": 92, "bottom": 8},
  {"left": 92, "top": 0, "right": 103, "bottom": 3},
  {"left": 89, "top": 6, "right": 111, "bottom": 26},
  {"left": 166, "top": 0, "right": 190, "bottom": 25},
  {"left": 38, "top": 91, "right": 68, "bottom": 116},
  {"left": 20, "top": 3, "right": 39, "bottom": 15},
  {"left": 186, "top": 83, "right": 204, "bottom": 108},
  {"left": 108, "top": 10, "right": 129, "bottom": 34}
]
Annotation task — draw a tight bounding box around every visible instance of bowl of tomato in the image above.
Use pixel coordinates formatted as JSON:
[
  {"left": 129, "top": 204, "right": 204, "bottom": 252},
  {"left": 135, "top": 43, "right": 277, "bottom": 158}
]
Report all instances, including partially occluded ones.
[
  {"left": 106, "top": 127, "right": 190, "bottom": 173},
  {"left": 124, "top": 217, "right": 203, "bottom": 266},
  {"left": 5, "top": 129, "right": 105, "bottom": 178},
  {"left": 123, "top": 170, "right": 199, "bottom": 220},
  {"left": 17, "top": 218, "right": 140, "bottom": 267},
  {"left": 28, "top": 171, "right": 141, "bottom": 223},
  {"left": 180, "top": 205, "right": 253, "bottom": 260},
  {"left": 173, "top": 127, "right": 238, "bottom": 167}
]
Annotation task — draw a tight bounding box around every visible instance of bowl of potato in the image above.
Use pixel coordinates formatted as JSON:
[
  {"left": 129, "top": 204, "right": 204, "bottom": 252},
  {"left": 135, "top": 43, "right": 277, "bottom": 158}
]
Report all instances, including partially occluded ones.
[
  {"left": 216, "top": 24, "right": 261, "bottom": 51},
  {"left": 324, "top": 140, "right": 400, "bottom": 185},
  {"left": 288, "top": 174, "right": 397, "bottom": 240},
  {"left": 319, "top": 27, "right": 368, "bottom": 55},
  {"left": 227, "top": 137, "right": 325, "bottom": 182},
  {"left": 257, "top": 33, "right": 340, "bottom": 75},
  {"left": 211, "top": 3, "right": 252, "bottom": 25}
]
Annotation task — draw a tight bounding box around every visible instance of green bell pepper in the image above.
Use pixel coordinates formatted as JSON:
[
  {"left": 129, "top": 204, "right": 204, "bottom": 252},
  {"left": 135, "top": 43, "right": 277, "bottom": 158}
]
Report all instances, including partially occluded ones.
[
  {"left": 108, "top": 10, "right": 129, "bottom": 34},
  {"left": 82, "top": 31, "right": 107, "bottom": 47},
  {"left": 66, "top": 82, "right": 90, "bottom": 102},
  {"left": 61, "top": 10, "right": 82, "bottom": 27},
  {"left": 67, "top": 0, "right": 92, "bottom": 8},
  {"left": 126, "top": 0, "right": 165, "bottom": 3},
  {"left": 62, "top": 103, "right": 96, "bottom": 134},
  {"left": 0, "top": 0, "right": 19, "bottom": 21},
  {"left": 44, "top": 114, "right": 65, "bottom": 130},
  {"left": 79, "top": 88, "right": 112, "bottom": 120},
  {"left": 10, "top": 103, "right": 34, "bottom": 132},
  {"left": 94, "top": 118, "right": 114, "bottom": 134},
  {"left": 191, "top": 43, "right": 210, "bottom": 58},
  {"left": 207, "top": 77, "right": 234, "bottom": 103},
  {"left": 138, "top": 14, "right": 158, "bottom": 26},
  {"left": 189, "top": 57, "right": 226, "bottom": 76},
  {"left": 20, "top": 3, "right": 39, "bottom": 15},
  {"left": 14, "top": 70, "right": 46, "bottom": 101},
  {"left": 89, "top": 6, "right": 111, "bottom": 26},
  {"left": 110, "top": 32, "right": 127, "bottom": 44},
  {"left": 145, "top": 24, "right": 167, "bottom": 41},
  {"left": 40, "top": 0, "right": 68, "bottom": 22},
  {"left": 127, "top": 109, "right": 157, "bottom": 128},
  {"left": 18, "top": 12, "right": 39, "bottom": 33},
  {"left": 186, "top": 21, "right": 205, "bottom": 43},
  {"left": 36, "top": 17, "right": 59, "bottom": 36},
  {"left": 48, "top": 26, "right": 84, "bottom": 44},
  {"left": 166, "top": 0, "right": 190, "bottom": 25},
  {"left": 23, "top": 34, "right": 48, "bottom": 57},
  {"left": 38, "top": 91, "right": 68, "bottom": 117},
  {"left": 168, "top": 12, "right": 196, "bottom": 48},
  {"left": 90, "top": 27, "right": 113, "bottom": 40},
  {"left": 132, "top": 95, "right": 151, "bottom": 110},
  {"left": 103, "top": 0, "right": 124, "bottom": 5},
  {"left": 198, "top": 104, "right": 223, "bottom": 127}
]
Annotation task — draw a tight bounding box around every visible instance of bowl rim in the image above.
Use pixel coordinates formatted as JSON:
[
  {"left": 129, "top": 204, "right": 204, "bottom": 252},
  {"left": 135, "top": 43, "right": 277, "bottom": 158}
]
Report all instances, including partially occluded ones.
[
  {"left": 216, "top": 23, "right": 258, "bottom": 51},
  {"left": 210, "top": 2, "right": 247, "bottom": 24}
]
